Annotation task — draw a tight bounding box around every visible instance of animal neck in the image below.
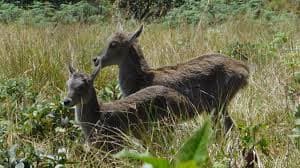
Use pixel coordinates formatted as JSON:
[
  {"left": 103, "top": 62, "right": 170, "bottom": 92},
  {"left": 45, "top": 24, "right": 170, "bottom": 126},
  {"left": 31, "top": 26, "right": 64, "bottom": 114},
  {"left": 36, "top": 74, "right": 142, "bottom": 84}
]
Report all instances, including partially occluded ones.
[
  {"left": 75, "top": 87, "right": 101, "bottom": 136},
  {"left": 118, "top": 45, "right": 151, "bottom": 96}
]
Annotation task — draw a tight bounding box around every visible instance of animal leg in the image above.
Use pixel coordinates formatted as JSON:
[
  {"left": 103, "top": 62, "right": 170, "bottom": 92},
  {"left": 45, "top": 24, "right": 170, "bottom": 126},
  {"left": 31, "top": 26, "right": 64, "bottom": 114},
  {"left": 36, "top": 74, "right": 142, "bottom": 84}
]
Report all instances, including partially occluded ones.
[
  {"left": 222, "top": 108, "right": 234, "bottom": 133},
  {"left": 210, "top": 105, "right": 234, "bottom": 134}
]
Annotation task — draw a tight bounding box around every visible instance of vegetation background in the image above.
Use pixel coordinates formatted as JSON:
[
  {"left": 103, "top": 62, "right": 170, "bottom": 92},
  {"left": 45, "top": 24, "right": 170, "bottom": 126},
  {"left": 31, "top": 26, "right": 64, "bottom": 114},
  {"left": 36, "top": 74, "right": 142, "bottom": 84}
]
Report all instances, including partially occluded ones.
[{"left": 0, "top": 0, "right": 300, "bottom": 167}]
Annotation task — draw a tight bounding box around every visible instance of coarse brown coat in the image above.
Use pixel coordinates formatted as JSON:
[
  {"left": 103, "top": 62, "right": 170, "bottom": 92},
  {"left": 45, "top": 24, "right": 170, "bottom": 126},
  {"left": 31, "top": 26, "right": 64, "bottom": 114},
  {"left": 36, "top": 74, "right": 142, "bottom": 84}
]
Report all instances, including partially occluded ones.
[
  {"left": 93, "top": 25, "right": 250, "bottom": 132},
  {"left": 63, "top": 64, "right": 195, "bottom": 152}
]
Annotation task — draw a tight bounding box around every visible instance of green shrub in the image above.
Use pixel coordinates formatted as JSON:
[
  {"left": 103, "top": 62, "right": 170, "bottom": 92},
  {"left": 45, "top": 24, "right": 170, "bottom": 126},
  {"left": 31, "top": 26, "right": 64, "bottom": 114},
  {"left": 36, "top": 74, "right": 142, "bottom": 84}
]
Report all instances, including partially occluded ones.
[
  {"left": 56, "top": 1, "right": 108, "bottom": 24},
  {"left": 0, "top": 2, "right": 23, "bottom": 23},
  {"left": 0, "top": 77, "right": 79, "bottom": 138},
  {"left": 0, "top": 143, "right": 74, "bottom": 167},
  {"left": 3, "top": 0, "right": 81, "bottom": 7},
  {"left": 118, "top": 0, "right": 184, "bottom": 20},
  {"left": 164, "top": 0, "right": 298, "bottom": 25},
  {"left": 0, "top": 1, "right": 111, "bottom": 25},
  {"left": 1, "top": 0, "right": 299, "bottom": 25},
  {"left": 0, "top": 77, "right": 80, "bottom": 167},
  {"left": 98, "top": 79, "right": 122, "bottom": 102},
  {"left": 0, "top": 77, "right": 37, "bottom": 105},
  {"left": 18, "top": 1, "right": 56, "bottom": 25}
]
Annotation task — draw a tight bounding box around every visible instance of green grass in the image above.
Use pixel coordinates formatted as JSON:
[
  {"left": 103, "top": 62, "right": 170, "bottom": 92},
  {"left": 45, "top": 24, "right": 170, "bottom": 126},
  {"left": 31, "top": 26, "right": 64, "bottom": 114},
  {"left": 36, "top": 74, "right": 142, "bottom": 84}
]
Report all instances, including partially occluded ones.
[{"left": 0, "top": 17, "right": 300, "bottom": 167}]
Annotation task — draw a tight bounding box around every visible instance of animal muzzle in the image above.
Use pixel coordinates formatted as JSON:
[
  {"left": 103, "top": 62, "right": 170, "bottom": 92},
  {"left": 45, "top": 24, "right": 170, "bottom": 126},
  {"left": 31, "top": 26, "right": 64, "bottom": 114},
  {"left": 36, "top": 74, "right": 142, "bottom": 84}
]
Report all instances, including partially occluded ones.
[
  {"left": 93, "top": 56, "right": 100, "bottom": 66},
  {"left": 63, "top": 97, "right": 73, "bottom": 107}
]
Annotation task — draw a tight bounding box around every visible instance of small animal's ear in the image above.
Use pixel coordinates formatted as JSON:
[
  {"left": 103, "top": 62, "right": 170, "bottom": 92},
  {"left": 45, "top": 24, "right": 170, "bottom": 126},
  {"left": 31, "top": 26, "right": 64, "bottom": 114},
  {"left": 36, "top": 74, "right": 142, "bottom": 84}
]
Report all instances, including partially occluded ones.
[
  {"left": 68, "top": 63, "right": 76, "bottom": 75},
  {"left": 90, "top": 63, "right": 101, "bottom": 82},
  {"left": 128, "top": 25, "right": 144, "bottom": 43},
  {"left": 117, "top": 22, "right": 124, "bottom": 32}
]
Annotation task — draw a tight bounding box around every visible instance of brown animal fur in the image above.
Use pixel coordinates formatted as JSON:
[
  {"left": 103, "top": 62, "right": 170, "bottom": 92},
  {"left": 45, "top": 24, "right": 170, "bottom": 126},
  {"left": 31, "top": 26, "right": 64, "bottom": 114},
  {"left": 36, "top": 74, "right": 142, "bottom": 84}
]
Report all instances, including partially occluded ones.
[
  {"left": 63, "top": 64, "right": 195, "bottom": 152},
  {"left": 93, "top": 25, "right": 249, "bottom": 132}
]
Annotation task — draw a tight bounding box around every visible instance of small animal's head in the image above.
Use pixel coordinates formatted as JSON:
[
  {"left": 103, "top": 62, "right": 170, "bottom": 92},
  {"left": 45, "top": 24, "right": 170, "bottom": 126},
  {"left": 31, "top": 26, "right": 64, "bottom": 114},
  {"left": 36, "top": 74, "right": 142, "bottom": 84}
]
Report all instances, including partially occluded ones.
[
  {"left": 93, "top": 25, "right": 144, "bottom": 68},
  {"left": 63, "top": 63, "right": 101, "bottom": 107}
]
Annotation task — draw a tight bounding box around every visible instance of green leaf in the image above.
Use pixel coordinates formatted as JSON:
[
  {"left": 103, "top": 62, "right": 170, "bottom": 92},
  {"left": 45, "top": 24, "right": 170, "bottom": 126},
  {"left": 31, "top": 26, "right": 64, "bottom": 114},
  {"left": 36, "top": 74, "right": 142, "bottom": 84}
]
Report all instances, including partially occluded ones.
[
  {"left": 292, "top": 127, "right": 300, "bottom": 135},
  {"left": 290, "top": 134, "right": 300, "bottom": 138},
  {"left": 114, "top": 149, "right": 170, "bottom": 168},
  {"left": 294, "top": 71, "right": 300, "bottom": 84},
  {"left": 295, "top": 119, "right": 300, "bottom": 126},
  {"left": 55, "top": 164, "right": 65, "bottom": 168},
  {"left": 8, "top": 144, "right": 18, "bottom": 164},
  {"left": 176, "top": 120, "right": 212, "bottom": 166},
  {"left": 176, "top": 160, "right": 197, "bottom": 168},
  {"left": 55, "top": 127, "right": 66, "bottom": 133},
  {"left": 295, "top": 106, "right": 300, "bottom": 117},
  {"left": 15, "top": 162, "right": 25, "bottom": 168}
]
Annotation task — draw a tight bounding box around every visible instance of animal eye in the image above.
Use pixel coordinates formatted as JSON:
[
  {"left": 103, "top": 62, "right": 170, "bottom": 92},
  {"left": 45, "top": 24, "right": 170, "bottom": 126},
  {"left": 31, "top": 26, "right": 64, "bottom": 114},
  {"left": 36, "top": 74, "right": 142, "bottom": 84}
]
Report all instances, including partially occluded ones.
[{"left": 109, "top": 41, "right": 118, "bottom": 48}]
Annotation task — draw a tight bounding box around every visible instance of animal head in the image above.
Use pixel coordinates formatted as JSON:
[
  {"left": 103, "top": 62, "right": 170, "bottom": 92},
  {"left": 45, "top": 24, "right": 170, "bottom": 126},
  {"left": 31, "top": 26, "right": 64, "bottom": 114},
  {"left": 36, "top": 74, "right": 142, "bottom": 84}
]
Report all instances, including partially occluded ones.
[
  {"left": 93, "top": 25, "right": 144, "bottom": 67},
  {"left": 63, "top": 63, "right": 101, "bottom": 107}
]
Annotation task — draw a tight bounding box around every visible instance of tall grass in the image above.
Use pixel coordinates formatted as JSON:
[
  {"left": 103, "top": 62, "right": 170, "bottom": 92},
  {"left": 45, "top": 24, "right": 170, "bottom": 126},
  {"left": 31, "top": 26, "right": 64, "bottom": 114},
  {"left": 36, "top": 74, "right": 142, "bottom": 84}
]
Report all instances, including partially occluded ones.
[{"left": 0, "top": 17, "right": 299, "bottom": 167}]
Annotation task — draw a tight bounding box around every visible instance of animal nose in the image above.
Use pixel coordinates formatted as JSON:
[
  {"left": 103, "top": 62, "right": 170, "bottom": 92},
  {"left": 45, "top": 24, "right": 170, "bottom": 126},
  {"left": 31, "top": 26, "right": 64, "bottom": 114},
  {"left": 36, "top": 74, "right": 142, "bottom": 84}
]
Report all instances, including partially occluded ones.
[
  {"left": 92, "top": 57, "right": 99, "bottom": 66},
  {"left": 63, "top": 98, "right": 72, "bottom": 106}
]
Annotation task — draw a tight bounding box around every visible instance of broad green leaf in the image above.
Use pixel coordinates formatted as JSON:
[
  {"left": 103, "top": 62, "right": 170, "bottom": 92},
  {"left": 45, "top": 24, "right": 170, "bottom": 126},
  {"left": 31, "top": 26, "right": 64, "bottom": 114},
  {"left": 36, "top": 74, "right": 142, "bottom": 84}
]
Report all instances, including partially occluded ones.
[
  {"left": 55, "top": 164, "right": 65, "bottom": 168},
  {"left": 143, "top": 163, "right": 153, "bottom": 168},
  {"left": 176, "top": 160, "right": 197, "bottom": 168},
  {"left": 114, "top": 149, "right": 170, "bottom": 168},
  {"left": 176, "top": 120, "right": 212, "bottom": 166}
]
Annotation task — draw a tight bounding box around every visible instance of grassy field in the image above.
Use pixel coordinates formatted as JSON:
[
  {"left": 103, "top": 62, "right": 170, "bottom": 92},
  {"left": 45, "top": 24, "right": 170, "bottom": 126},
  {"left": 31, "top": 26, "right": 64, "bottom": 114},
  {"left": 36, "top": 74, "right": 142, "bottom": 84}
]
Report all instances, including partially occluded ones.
[{"left": 0, "top": 17, "right": 300, "bottom": 167}]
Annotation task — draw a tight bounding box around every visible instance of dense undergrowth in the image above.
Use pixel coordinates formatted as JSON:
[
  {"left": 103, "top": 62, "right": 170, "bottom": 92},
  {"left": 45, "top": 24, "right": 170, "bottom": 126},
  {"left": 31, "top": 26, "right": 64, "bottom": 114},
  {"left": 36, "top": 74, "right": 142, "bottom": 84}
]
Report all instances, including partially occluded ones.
[
  {"left": 0, "top": 0, "right": 299, "bottom": 24},
  {"left": 0, "top": 1, "right": 110, "bottom": 24},
  {"left": 0, "top": 0, "right": 300, "bottom": 167}
]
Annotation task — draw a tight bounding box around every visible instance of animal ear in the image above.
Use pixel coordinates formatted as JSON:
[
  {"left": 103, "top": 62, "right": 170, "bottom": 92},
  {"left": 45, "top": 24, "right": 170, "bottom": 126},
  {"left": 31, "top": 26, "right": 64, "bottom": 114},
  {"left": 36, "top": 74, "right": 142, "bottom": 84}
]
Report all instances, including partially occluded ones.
[
  {"left": 90, "top": 63, "right": 101, "bottom": 82},
  {"left": 128, "top": 25, "right": 144, "bottom": 43},
  {"left": 116, "top": 22, "right": 124, "bottom": 32},
  {"left": 68, "top": 63, "right": 76, "bottom": 75}
]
